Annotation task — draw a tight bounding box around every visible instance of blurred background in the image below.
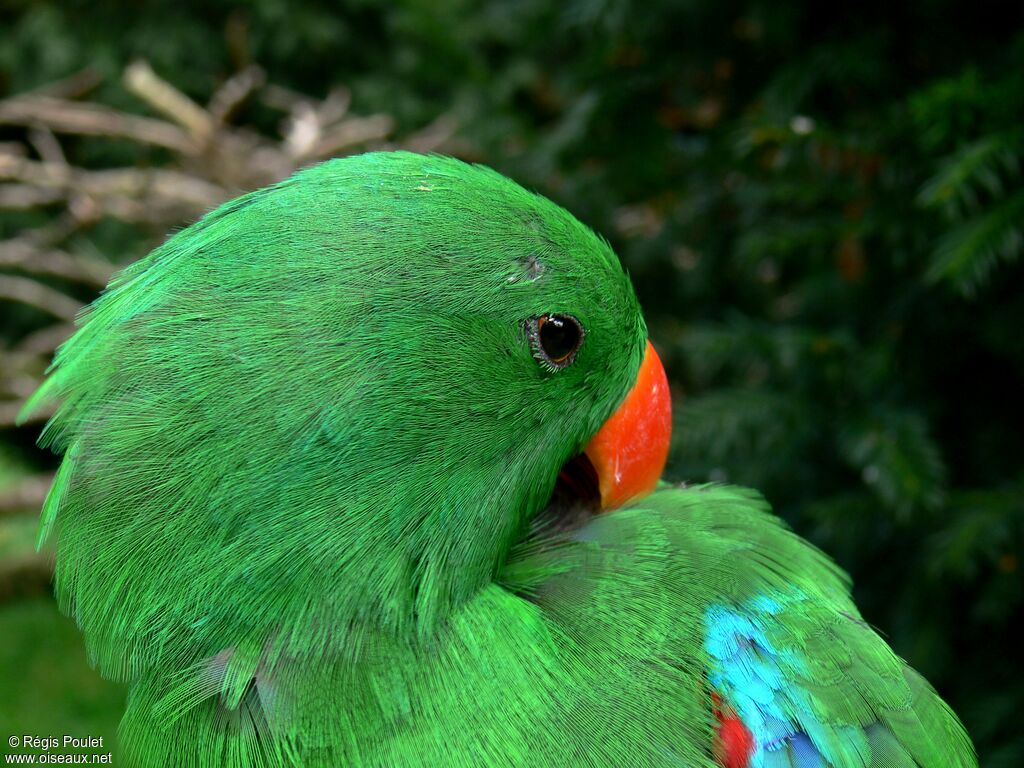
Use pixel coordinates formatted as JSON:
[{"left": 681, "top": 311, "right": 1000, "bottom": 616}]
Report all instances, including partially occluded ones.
[{"left": 1, "top": 1, "right": 1021, "bottom": 764}]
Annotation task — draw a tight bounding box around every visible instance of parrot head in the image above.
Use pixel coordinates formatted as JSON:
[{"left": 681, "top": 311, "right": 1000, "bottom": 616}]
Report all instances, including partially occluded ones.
[{"left": 24, "top": 152, "right": 670, "bottom": 668}]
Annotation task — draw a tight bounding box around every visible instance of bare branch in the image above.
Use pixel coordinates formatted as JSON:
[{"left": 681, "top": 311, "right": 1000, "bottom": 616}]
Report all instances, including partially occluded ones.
[
  {"left": 0, "top": 275, "right": 81, "bottom": 321},
  {"left": 0, "top": 184, "right": 65, "bottom": 209},
  {"left": 27, "top": 67, "right": 103, "bottom": 100},
  {"left": 27, "top": 125, "right": 67, "bottom": 167},
  {"left": 261, "top": 83, "right": 312, "bottom": 113},
  {"left": 0, "top": 239, "right": 112, "bottom": 286},
  {"left": 404, "top": 114, "right": 459, "bottom": 154},
  {"left": 124, "top": 60, "right": 213, "bottom": 145},
  {"left": 17, "top": 216, "right": 89, "bottom": 249},
  {"left": 0, "top": 397, "right": 54, "bottom": 427},
  {"left": 80, "top": 167, "right": 226, "bottom": 210},
  {"left": 0, "top": 374, "right": 39, "bottom": 401},
  {"left": 0, "top": 349, "right": 43, "bottom": 399},
  {"left": 318, "top": 87, "right": 352, "bottom": 126},
  {"left": 305, "top": 115, "right": 394, "bottom": 161},
  {"left": 0, "top": 154, "right": 227, "bottom": 218},
  {"left": 0, "top": 95, "right": 194, "bottom": 152},
  {"left": 0, "top": 474, "right": 52, "bottom": 513},
  {"left": 14, "top": 324, "right": 75, "bottom": 356},
  {"left": 208, "top": 66, "right": 266, "bottom": 126}
]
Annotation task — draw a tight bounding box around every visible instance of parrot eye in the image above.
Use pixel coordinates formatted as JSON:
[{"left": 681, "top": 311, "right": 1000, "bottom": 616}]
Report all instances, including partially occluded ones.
[{"left": 529, "top": 314, "right": 584, "bottom": 368}]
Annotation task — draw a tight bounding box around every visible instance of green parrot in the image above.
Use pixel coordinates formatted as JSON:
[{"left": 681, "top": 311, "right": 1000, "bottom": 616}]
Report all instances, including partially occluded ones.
[{"left": 21, "top": 152, "right": 976, "bottom": 767}]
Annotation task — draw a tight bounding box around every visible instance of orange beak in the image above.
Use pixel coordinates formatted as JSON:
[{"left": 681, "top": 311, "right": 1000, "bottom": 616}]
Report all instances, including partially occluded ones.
[{"left": 584, "top": 340, "right": 672, "bottom": 509}]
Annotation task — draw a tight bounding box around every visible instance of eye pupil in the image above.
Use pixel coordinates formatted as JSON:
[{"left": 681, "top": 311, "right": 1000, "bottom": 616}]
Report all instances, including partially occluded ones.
[{"left": 538, "top": 314, "right": 582, "bottom": 364}]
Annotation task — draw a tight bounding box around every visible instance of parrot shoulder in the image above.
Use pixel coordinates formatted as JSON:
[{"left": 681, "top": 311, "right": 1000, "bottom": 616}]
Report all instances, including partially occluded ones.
[{"left": 521, "top": 484, "right": 977, "bottom": 768}]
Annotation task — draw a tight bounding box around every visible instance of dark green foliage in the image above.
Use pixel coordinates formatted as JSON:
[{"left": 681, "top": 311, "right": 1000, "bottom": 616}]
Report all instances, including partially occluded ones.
[
  {"left": 1, "top": 1, "right": 1021, "bottom": 764},
  {"left": 0, "top": 597, "right": 125, "bottom": 758}
]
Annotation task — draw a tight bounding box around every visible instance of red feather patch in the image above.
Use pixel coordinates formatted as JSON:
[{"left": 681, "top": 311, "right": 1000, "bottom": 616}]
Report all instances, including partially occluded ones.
[{"left": 711, "top": 692, "right": 755, "bottom": 768}]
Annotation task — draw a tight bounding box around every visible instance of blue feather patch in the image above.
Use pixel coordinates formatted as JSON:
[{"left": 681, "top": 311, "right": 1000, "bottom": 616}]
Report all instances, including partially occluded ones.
[{"left": 704, "top": 590, "right": 868, "bottom": 768}]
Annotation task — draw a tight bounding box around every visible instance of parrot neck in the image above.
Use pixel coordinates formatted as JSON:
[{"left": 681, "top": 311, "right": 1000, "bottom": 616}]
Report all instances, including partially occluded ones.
[{"left": 284, "top": 451, "right": 558, "bottom": 646}]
